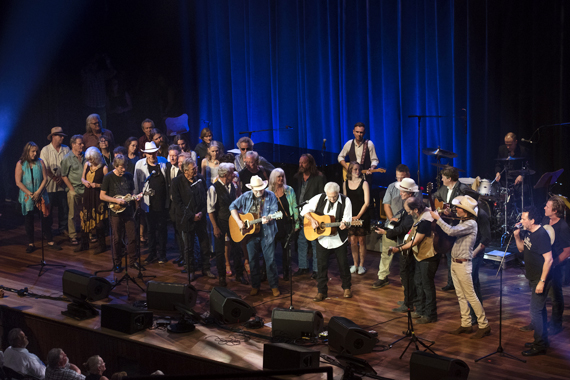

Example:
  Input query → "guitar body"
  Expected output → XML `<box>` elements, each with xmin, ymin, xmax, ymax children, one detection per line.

<box><xmin>229</xmin><ymin>213</ymin><xmax>261</xmax><ymax>242</ymax></box>
<box><xmin>109</xmin><ymin>194</ymin><xmax>133</xmax><ymax>213</ymax></box>
<box><xmin>304</xmin><ymin>213</ymin><xmax>336</xmax><ymax>241</ymax></box>
<box><xmin>342</xmin><ymin>167</ymin><xmax>387</xmax><ymax>181</ymax></box>
<box><xmin>426</xmin><ymin>182</ymin><xmax>456</xmax><ymax>254</ymax></box>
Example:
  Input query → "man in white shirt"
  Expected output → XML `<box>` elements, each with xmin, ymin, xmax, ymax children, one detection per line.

<box><xmin>3</xmin><ymin>328</ymin><xmax>46</xmax><ymax>379</ymax></box>
<box><xmin>338</xmin><ymin>122</ymin><xmax>379</xmax><ymax>175</ymax></box>
<box><xmin>40</xmin><ymin>127</ymin><xmax>71</xmax><ymax>236</ymax></box>
<box><xmin>301</xmin><ymin>182</ymin><xmax>353</xmax><ymax>301</ymax></box>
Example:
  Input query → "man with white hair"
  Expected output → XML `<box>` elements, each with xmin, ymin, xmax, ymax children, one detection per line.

<box><xmin>208</xmin><ymin>163</ymin><xmax>249</xmax><ymax>286</ymax></box>
<box><xmin>234</xmin><ymin>136</ymin><xmax>275</xmax><ymax>172</ymax></box>
<box><xmin>3</xmin><ymin>328</ymin><xmax>46</xmax><ymax>379</ymax></box>
<box><xmin>45</xmin><ymin>348</ymin><xmax>84</xmax><ymax>380</ymax></box>
<box><xmin>301</xmin><ymin>182</ymin><xmax>353</xmax><ymax>301</ymax></box>
<box><xmin>430</xmin><ymin>195</ymin><xmax>491</xmax><ymax>339</ymax></box>
<box><xmin>230</xmin><ymin>175</ymin><xmax>279</xmax><ymax>296</ymax></box>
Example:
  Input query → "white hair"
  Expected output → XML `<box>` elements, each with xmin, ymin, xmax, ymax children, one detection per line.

<box><xmin>324</xmin><ymin>182</ymin><xmax>340</xmax><ymax>194</ymax></box>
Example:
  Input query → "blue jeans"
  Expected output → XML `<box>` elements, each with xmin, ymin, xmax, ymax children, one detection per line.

<box><xmin>47</xmin><ymin>191</ymin><xmax>68</xmax><ymax>233</ymax></box>
<box><xmin>529</xmin><ymin>279</ymin><xmax>551</xmax><ymax>349</ymax></box>
<box><xmin>414</xmin><ymin>257</ymin><xmax>440</xmax><ymax>320</ymax></box>
<box><xmin>247</xmin><ymin>235</ymin><xmax>278</xmax><ymax>289</ymax></box>
<box><xmin>297</xmin><ymin>228</ymin><xmax>318</xmax><ymax>271</ymax></box>
<box><xmin>549</xmin><ymin>264</ymin><xmax>564</xmax><ymax>328</ymax></box>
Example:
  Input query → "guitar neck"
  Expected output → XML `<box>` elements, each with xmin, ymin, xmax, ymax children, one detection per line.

<box><xmin>324</xmin><ymin>221</ymin><xmax>352</xmax><ymax>228</ymax></box>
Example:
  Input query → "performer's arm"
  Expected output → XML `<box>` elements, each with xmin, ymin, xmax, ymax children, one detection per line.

<box><xmin>337</xmin><ymin>141</ymin><xmax>350</xmax><ymax>170</ymax></box>
<box><xmin>536</xmin><ymin>251</ymin><xmax>553</xmax><ymax>294</ymax></box>
<box><xmin>513</xmin><ymin>229</ymin><xmax>524</xmax><ymax>252</ymax></box>
<box><xmin>368</xmin><ymin>141</ymin><xmax>379</xmax><ymax>169</ymax></box>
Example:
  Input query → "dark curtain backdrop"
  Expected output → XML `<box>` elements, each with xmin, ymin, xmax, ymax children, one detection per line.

<box><xmin>1</xmin><ymin>0</ymin><xmax>569</xmax><ymax>199</ymax></box>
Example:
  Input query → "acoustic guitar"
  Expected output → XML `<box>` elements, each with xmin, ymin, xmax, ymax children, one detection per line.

<box><xmin>229</xmin><ymin>211</ymin><xmax>283</xmax><ymax>242</ymax></box>
<box><xmin>108</xmin><ymin>189</ymin><xmax>155</xmax><ymax>213</ymax></box>
<box><xmin>342</xmin><ymin>167</ymin><xmax>386</xmax><ymax>181</ymax></box>
<box><xmin>303</xmin><ymin>212</ymin><xmax>363</xmax><ymax>241</ymax></box>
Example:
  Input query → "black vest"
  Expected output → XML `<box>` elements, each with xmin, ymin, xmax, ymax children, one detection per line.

<box><xmin>315</xmin><ymin>193</ymin><xmax>349</xmax><ymax>242</ymax></box>
<box><xmin>213</xmin><ymin>181</ymin><xmax>236</xmax><ymax>223</ymax></box>
<box><xmin>348</xmin><ymin>139</ymin><xmax>371</xmax><ymax>170</ymax></box>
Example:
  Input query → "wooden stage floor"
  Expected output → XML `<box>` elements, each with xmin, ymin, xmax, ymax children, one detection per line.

<box><xmin>1</xmin><ymin>208</ymin><xmax>570</xmax><ymax>380</ymax></box>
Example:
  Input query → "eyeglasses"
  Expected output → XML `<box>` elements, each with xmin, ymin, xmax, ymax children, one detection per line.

<box><xmin>240</xmin><ymin>147</ymin><xmax>252</xmax><ymax>151</ymax></box>
<box><xmin>90</xmin><ymin>122</ymin><xmax>100</xmax><ymax>125</ymax></box>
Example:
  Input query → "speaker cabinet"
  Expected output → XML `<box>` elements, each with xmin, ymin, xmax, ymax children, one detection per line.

<box><xmin>271</xmin><ymin>308</ymin><xmax>324</xmax><ymax>339</ymax></box>
<box><xmin>263</xmin><ymin>343</ymin><xmax>320</xmax><ymax>370</ymax></box>
<box><xmin>62</xmin><ymin>269</ymin><xmax>112</xmax><ymax>302</ymax></box>
<box><xmin>327</xmin><ymin>316</ymin><xmax>378</xmax><ymax>355</ymax></box>
<box><xmin>146</xmin><ymin>281</ymin><xmax>197</xmax><ymax>311</ymax></box>
<box><xmin>410</xmin><ymin>351</ymin><xmax>469</xmax><ymax>380</ymax></box>
<box><xmin>101</xmin><ymin>304</ymin><xmax>153</xmax><ymax>334</ymax></box>
<box><xmin>209</xmin><ymin>286</ymin><xmax>255</xmax><ymax>324</ymax></box>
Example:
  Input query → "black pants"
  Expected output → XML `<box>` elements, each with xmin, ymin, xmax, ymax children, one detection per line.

<box><xmin>182</xmin><ymin>219</ymin><xmax>211</xmax><ymax>277</ymax></box>
<box><xmin>24</xmin><ymin>209</ymin><xmax>52</xmax><ymax>244</ymax></box>
<box><xmin>414</xmin><ymin>257</ymin><xmax>440</xmax><ymax>320</ymax></box>
<box><xmin>110</xmin><ymin>213</ymin><xmax>138</xmax><ymax>266</ymax></box>
<box><xmin>316</xmin><ymin>242</ymin><xmax>351</xmax><ymax>295</ymax></box>
<box><xmin>214</xmin><ymin>219</ymin><xmax>244</xmax><ymax>278</ymax></box>
<box><xmin>400</xmin><ymin>251</ymin><xmax>416</xmax><ymax>308</ymax></box>
<box><xmin>146</xmin><ymin>209</ymin><xmax>168</xmax><ymax>260</ymax></box>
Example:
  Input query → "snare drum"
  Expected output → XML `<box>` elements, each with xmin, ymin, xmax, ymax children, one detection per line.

<box><xmin>478</xmin><ymin>179</ymin><xmax>492</xmax><ymax>196</ymax></box>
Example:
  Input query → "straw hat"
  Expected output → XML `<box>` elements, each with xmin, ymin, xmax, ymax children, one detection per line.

<box><xmin>451</xmin><ymin>195</ymin><xmax>478</xmax><ymax>216</ymax></box>
<box><xmin>47</xmin><ymin>126</ymin><xmax>67</xmax><ymax>141</ymax></box>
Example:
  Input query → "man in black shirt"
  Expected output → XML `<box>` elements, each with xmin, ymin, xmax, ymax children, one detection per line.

<box><xmin>514</xmin><ymin>206</ymin><xmax>553</xmax><ymax>356</ymax></box>
<box><xmin>100</xmin><ymin>155</ymin><xmax>141</xmax><ymax>272</ymax></box>
<box><xmin>494</xmin><ymin>132</ymin><xmax>530</xmax><ymax>186</ymax></box>
<box><xmin>238</xmin><ymin>151</ymin><xmax>271</xmax><ymax>194</ymax></box>
<box><xmin>542</xmin><ymin>196</ymin><xmax>570</xmax><ymax>336</ymax></box>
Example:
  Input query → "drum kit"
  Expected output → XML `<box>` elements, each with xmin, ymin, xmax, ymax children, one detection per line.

<box><xmin>423</xmin><ymin>148</ymin><xmax>537</xmax><ymax>243</ymax></box>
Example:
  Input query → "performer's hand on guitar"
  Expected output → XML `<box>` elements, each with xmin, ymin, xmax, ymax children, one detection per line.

<box><xmin>262</xmin><ymin>215</ymin><xmax>271</xmax><ymax>224</ymax></box>
<box><xmin>388</xmin><ymin>246</ymin><xmax>397</xmax><ymax>255</ymax></box>
<box><xmin>339</xmin><ymin>221</ymin><xmax>349</xmax><ymax>230</ymax></box>
<box><xmin>135</xmin><ymin>193</ymin><xmax>143</xmax><ymax>202</ymax></box>
<box><xmin>375</xmin><ymin>227</ymin><xmax>386</xmax><ymax>235</ymax></box>
<box><xmin>429</xmin><ymin>210</ymin><xmax>440</xmax><ymax>221</ymax></box>
<box><xmin>117</xmin><ymin>198</ymin><xmax>127</xmax><ymax>206</ymax></box>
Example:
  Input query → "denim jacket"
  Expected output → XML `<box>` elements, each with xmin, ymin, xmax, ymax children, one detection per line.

<box><xmin>229</xmin><ymin>189</ymin><xmax>278</xmax><ymax>248</ymax></box>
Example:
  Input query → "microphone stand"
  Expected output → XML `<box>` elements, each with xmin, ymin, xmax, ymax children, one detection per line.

<box><xmin>476</xmin><ymin>231</ymin><xmax>526</xmax><ymax>363</ymax></box>
<box><xmin>135</xmin><ymin>178</ymin><xmax>156</xmax><ymax>283</ymax></box>
<box><xmin>408</xmin><ymin>115</ymin><xmax>444</xmax><ymax>186</ymax></box>
<box><xmin>283</xmin><ymin>217</ymin><xmax>297</xmax><ymax>310</ymax></box>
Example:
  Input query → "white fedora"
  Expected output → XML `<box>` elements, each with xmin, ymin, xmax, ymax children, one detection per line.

<box><xmin>395</xmin><ymin>178</ymin><xmax>418</xmax><ymax>193</ymax></box>
<box><xmin>141</xmin><ymin>141</ymin><xmax>159</xmax><ymax>153</ymax></box>
<box><xmin>245</xmin><ymin>175</ymin><xmax>268</xmax><ymax>191</ymax></box>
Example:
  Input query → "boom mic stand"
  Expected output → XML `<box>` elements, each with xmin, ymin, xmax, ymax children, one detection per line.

<box><xmin>476</xmin><ymin>231</ymin><xmax>526</xmax><ymax>363</ymax></box>
<box><xmin>27</xmin><ymin>198</ymin><xmax>66</xmax><ymax>277</ymax></box>
<box><xmin>389</xmin><ymin>228</ymin><xmax>435</xmax><ymax>358</ymax></box>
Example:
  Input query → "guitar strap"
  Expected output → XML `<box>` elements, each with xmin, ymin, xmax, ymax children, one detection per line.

<box><xmin>361</xmin><ymin>139</ymin><xmax>368</xmax><ymax>164</ymax></box>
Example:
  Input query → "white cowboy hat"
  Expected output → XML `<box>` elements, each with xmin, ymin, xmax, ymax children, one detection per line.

<box><xmin>141</xmin><ymin>141</ymin><xmax>159</xmax><ymax>153</ymax></box>
<box><xmin>452</xmin><ymin>195</ymin><xmax>478</xmax><ymax>216</ymax></box>
<box><xmin>395</xmin><ymin>178</ymin><xmax>418</xmax><ymax>193</ymax></box>
<box><xmin>245</xmin><ymin>175</ymin><xmax>268</xmax><ymax>191</ymax></box>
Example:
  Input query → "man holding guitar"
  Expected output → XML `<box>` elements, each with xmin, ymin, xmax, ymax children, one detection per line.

<box><xmin>301</xmin><ymin>182</ymin><xmax>354</xmax><ymax>302</ymax></box>
<box><xmin>100</xmin><ymin>155</ymin><xmax>142</xmax><ymax>273</ymax></box>
<box><xmin>230</xmin><ymin>175</ymin><xmax>280</xmax><ymax>297</ymax></box>
<box><xmin>338</xmin><ymin>122</ymin><xmax>380</xmax><ymax>180</ymax></box>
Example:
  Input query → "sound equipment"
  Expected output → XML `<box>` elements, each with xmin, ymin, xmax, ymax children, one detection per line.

<box><xmin>62</xmin><ymin>269</ymin><xmax>112</xmax><ymax>301</ymax></box>
<box><xmin>101</xmin><ymin>304</ymin><xmax>153</xmax><ymax>334</ymax></box>
<box><xmin>263</xmin><ymin>343</ymin><xmax>320</xmax><ymax>370</ymax></box>
<box><xmin>327</xmin><ymin>316</ymin><xmax>378</xmax><ymax>355</ymax></box>
<box><xmin>146</xmin><ymin>281</ymin><xmax>197</xmax><ymax>311</ymax></box>
<box><xmin>410</xmin><ymin>351</ymin><xmax>469</xmax><ymax>380</ymax></box>
<box><xmin>209</xmin><ymin>286</ymin><xmax>255</xmax><ymax>324</ymax></box>
<box><xmin>271</xmin><ymin>308</ymin><xmax>324</xmax><ymax>339</ymax></box>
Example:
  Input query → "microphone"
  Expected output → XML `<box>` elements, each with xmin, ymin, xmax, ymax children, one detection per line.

<box><xmin>295</xmin><ymin>200</ymin><xmax>309</xmax><ymax>209</ymax></box>
<box><xmin>144</xmin><ymin>170</ymin><xmax>156</xmax><ymax>183</ymax></box>
<box><xmin>520</xmin><ymin>138</ymin><xmax>533</xmax><ymax>144</ymax></box>
<box><xmin>513</xmin><ymin>222</ymin><xmax>523</xmax><ymax>229</ymax></box>
<box><xmin>322</xmin><ymin>139</ymin><xmax>327</xmax><ymax>151</ymax></box>
<box><xmin>191</xmin><ymin>178</ymin><xmax>202</xmax><ymax>187</ymax></box>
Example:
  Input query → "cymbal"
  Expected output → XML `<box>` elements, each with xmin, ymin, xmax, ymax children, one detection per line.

<box><xmin>510</xmin><ymin>169</ymin><xmax>536</xmax><ymax>176</ymax></box>
<box><xmin>556</xmin><ymin>194</ymin><xmax>570</xmax><ymax>210</ymax></box>
<box><xmin>494</xmin><ymin>156</ymin><xmax>524</xmax><ymax>161</ymax></box>
<box><xmin>422</xmin><ymin>147</ymin><xmax>458</xmax><ymax>159</ymax></box>
<box><xmin>430</xmin><ymin>162</ymin><xmax>465</xmax><ymax>172</ymax></box>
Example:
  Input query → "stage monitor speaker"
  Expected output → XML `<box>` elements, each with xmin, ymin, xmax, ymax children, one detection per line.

<box><xmin>62</xmin><ymin>269</ymin><xmax>112</xmax><ymax>302</ymax></box>
<box><xmin>327</xmin><ymin>316</ymin><xmax>378</xmax><ymax>355</ymax></box>
<box><xmin>146</xmin><ymin>281</ymin><xmax>197</xmax><ymax>311</ymax></box>
<box><xmin>271</xmin><ymin>308</ymin><xmax>324</xmax><ymax>339</ymax></box>
<box><xmin>410</xmin><ymin>351</ymin><xmax>469</xmax><ymax>380</ymax></box>
<box><xmin>263</xmin><ymin>343</ymin><xmax>320</xmax><ymax>370</ymax></box>
<box><xmin>101</xmin><ymin>304</ymin><xmax>153</xmax><ymax>334</ymax></box>
<box><xmin>209</xmin><ymin>286</ymin><xmax>255</xmax><ymax>324</ymax></box>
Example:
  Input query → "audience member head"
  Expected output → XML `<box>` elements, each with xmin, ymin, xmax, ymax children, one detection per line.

<box><xmin>174</xmin><ymin>134</ymin><xmax>190</xmax><ymax>152</ymax></box>
<box><xmin>46</xmin><ymin>348</ymin><xmax>66</xmax><ymax>369</ymax></box>
<box><xmin>70</xmin><ymin>135</ymin><xmax>85</xmax><ymax>153</ymax></box>
<box><xmin>206</xmin><ymin>141</ymin><xmax>221</xmax><ymax>161</ymax></box>
<box><xmin>114</xmin><ymin>146</ymin><xmax>128</xmax><ymax>158</ymax></box>
<box><xmin>84</xmin><ymin>355</ymin><xmax>106</xmax><ymax>375</ymax></box>
<box><xmin>141</xmin><ymin>119</ymin><xmax>155</xmax><ymax>138</ymax></box>
<box><xmin>168</xmin><ymin>144</ymin><xmax>181</xmax><ymax>167</ymax></box>
<box><xmin>268</xmin><ymin>168</ymin><xmax>287</xmax><ymax>192</ymax></box>
<box><xmin>124</xmin><ymin>137</ymin><xmax>139</xmax><ymax>157</ymax></box>
<box><xmin>19</xmin><ymin>142</ymin><xmax>39</xmax><ymax>164</ymax></box>
<box><xmin>236</xmin><ymin>137</ymin><xmax>253</xmax><ymax>156</ymax></box>
<box><xmin>85</xmin><ymin>147</ymin><xmax>104</xmax><ymax>166</ymax></box>
<box><xmin>8</xmin><ymin>328</ymin><xmax>28</xmax><ymax>349</ymax></box>
<box><xmin>98</xmin><ymin>135</ymin><xmax>113</xmax><ymax>153</ymax></box>
<box><xmin>86</xmin><ymin>114</ymin><xmax>103</xmax><ymax>134</ymax></box>
<box><xmin>200</xmin><ymin>128</ymin><xmax>213</xmax><ymax>144</ymax></box>
<box><xmin>111</xmin><ymin>372</ymin><xmax>127</xmax><ymax>380</ymax></box>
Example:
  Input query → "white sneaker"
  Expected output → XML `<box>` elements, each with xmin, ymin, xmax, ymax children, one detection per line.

<box><xmin>350</xmin><ymin>265</ymin><xmax>356</xmax><ymax>274</ymax></box>
<box><xmin>358</xmin><ymin>266</ymin><xmax>366</xmax><ymax>275</ymax></box>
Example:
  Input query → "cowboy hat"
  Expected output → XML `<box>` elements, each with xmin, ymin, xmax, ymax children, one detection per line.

<box><xmin>47</xmin><ymin>126</ymin><xmax>67</xmax><ymax>140</ymax></box>
<box><xmin>451</xmin><ymin>195</ymin><xmax>478</xmax><ymax>216</ymax></box>
<box><xmin>141</xmin><ymin>141</ymin><xmax>159</xmax><ymax>153</ymax></box>
<box><xmin>395</xmin><ymin>178</ymin><xmax>418</xmax><ymax>193</ymax></box>
<box><xmin>245</xmin><ymin>175</ymin><xmax>268</xmax><ymax>191</ymax></box>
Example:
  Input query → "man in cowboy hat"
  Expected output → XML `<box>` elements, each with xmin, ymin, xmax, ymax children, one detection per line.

<box><xmin>373</xmin><ymin>165</ymin><xmax>422</xmax><ymax>290</ymax></box>
<box><xmin>301</xmin><ymin>182</ymin><xmax>353</xmax><ymax>302</ymax></box>
<box><xmin>40</xmin><ymin>127</ymin><xmax>70</xmax><ymax>237</ymax></box>
<box><xmin>230</xmin><ymin>175</ymin><xmax>280</xmax><ymax>296</ymax></box>
<box><xmin>375</xmin><ymin>176</ymin><xmax>421</xmax><ymax>313</ymax></box>
<box><xmin>430</xmin><ymin>195</ymin><xmax>492</xmax><ymax>339</ymax></box>
<box><xmin>134</xmin><ymin>141</ymin><xmax>169</xmax><ymax>265</ymax></box>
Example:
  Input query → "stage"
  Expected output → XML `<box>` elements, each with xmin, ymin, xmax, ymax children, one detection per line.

<box><xmin>1</xmin><ymin>209</ymin><xmax>570</xmax><ymax>380</ymax></box>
